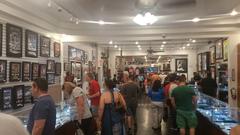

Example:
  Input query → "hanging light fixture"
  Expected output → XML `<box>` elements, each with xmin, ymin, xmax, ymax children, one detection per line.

<box><xmin>133</xmin><ymin>12</ymin><xmax>158</xmax><ymax>26</ymax></box>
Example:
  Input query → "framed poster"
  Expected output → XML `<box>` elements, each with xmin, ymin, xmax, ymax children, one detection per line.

<box><xmin>25</xmin><ymin>30</ymin><xmax>38</xmax><ymax>57</ymax></box>
<box><xmin>175</xmin><ymin>58</ymin><xmax>188</xmax><ymax>73</ymax></box>
<box><xmin>24</xmin><ymin>86</ymin><xmax>32</xmax><ymax>104</ymax></box>
<box><xmin>209</xmin><ymin>46</ymin><xmax>216</xmax><ymax>64</ymax></box>
<box><xmin>47</xmin><ymin>60</ymin><xmax>55</xmax><ymax>72</ymax></box>
<box><xmin>54</xmin><ymin>42</ymin><xmax>60</xmax><ymax>57</ymax></box>
<box><xmin>12</xmin><ymin>85</ymin><xmax>24</xmax><ymax>109</ymax></box>
<box><xmin>32</xmin><ymin>63</ymin><xmax>39</xmax><ymax>80</ymax></box>
<box><xmin>64</xmin><ymin>63</ymin><xmax>70</xmax><ymax>71</ymax></box>
<box><xmin>216</xmin><ymin>40</ymin><xmax>223</xmax><ymax>60</ymax></box>
<box><xmin>55</xmin><ymin>62</ymin><xmax>61</xmax><ymax>76</ymax></box>
<box><xmin>47</xmin><ymin>73</ymin><xmax>55</xmax><ymax>84</ymax></box>
<box><xmin>197</xmin><ymin>54</ymin><xmax>202</xmax><ymax>72</ymax></box>
<box><xmin>22</xmin><ymin>62</ymin><xmax>31</xmax><ymax>81</ymax></box>
<box><xmin>40</xmin><ymin>36</ymin><xmax>50</xmax><ymax>57</ymax></box>
<box><xmin>223</xmin><ymin>39</ymin><xmax>229</xmax><ymax>61</ymax></box>
<box><xmin>9</xmin><ymin>62</ymin><xmax>21</xmax><ymax>82</ymax></box>
<box><xmin>202</xmin><ymin>53</ymin><xmax>207</xmax><ymax>71</ymax></box>
<box><xmin>39</xmin><ymin>64</ymin><xmax>47</xmax><ymax>79</ymax></box>
<box><xmin>0</xmin><ymin>87</ymin><xmax>13</xmax><ymax>110</ymax></box>
<box><xmin>0</xmin><ymin>60</ymin><xmax>7</xmax><ymax>83</ymax></box>
<box><xmin>71</xmin><ymin>62</ymin><xmax>82</xmax><ymax>79</ymax></box>
<box><xmin>6</xmin><ymin>23</ymin><xmax>22</xmax><ymax>57</ymax></box>
<box><xmin>0</xmin><ymin>24</ymin><xmax>2</xmax><ymax>56</ymax></box>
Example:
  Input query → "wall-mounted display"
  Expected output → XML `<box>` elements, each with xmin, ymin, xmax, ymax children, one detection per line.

<box><xmin>223</xmin><ymin>39</ymin><xmax>229</xmax><ymax>61</ymax></box>
<box><xmin>0</xmin><ymin>60</ymin><xmax>7</xmax><ymax>83</ymax></box>
<box><xmin>9</xmin><ymin>62</ymin><xmax>21</xmax><ymax>82</ymax></box>
<box><xmin>6</xmin><ymin>23</ymin><xmax>22</xmax><ymax>57</ymax></box>
<box><xmin>24</xmin><ymin>86</ymin><xmax>32</xmax><ymax>104</ymax></box>
<box><xmin>47</xmin><ymin>60</ymin><xmax>55</xmax><ymax>72</ymax></box>
<box><xmin>64</xmin><ymin>63</ymin><xmax>70</xmax><ymax>71</ymax></box>
<box><xmin>209</xmin><ymin>46</ymin><xmax>216</xmax><ymax>64</ymax></box>
<box><xmin>12</xmin><ymin>85</ymin><xmax>24</xmax><ymax>109</ymax></box>
<box><xmin>71</xmin><ymin>62</ymin><xmax>82</xmax><ymax>79</ymax></box>
<box><xmin>198</xmin><ymin>54</ymin><xmax>202</xmax><ymax>72</ymax></box>
<box><xmin>68</xmin><ymin>46</ymin><xmax>84</xmax><ymax>62</ymax></box>
<box><xmin>47</xmin><ymin>73</ymin><xmax>55</xmax><ymax>84</ymax></box>
<box><xmin>216</xmin><ymin>40</ymin><xmax>223</xmax><ymax>60</ymax></box>
<box><xmin>175</xmin><ymin>59</ymin><xmax>188</xmax><ymax>73</ymax></box>
<box><xmin>0</xmin><ymin>87</ymin><xmax>12</xmax><ymax>110</ymax></box>
<box><xmin>201</xmin><ymin>52</ymin><xmax>210</xmax><ymax>71</ymax></box>
<box><xmin>0</xmin><ymin>24</ymin><xmax>2</xmax><ymax>56</ymax></box>
<box><xmin>32</xmin><ymin>63</ymin><xmax>39</xmax><ymax>80</ymax></box>
<box><xmin>39</xmin><ymin>64</ymin><xmax>47</xmax><ymax>79</ymax></box>
<box><xmin>22</xmin><ymin>62</ymin><xmax>31</xmax><ymax>81</ymax></box>
<box><xmin>40</xmin><ymin>36</ymin><xmax>50</xmax><ymax>57</ymax></box>
<box><xmin>55</xmin><ymin>62</ymin><xmax>61</xmax><ymax>76</ymax></box>
<box><xmin>54</xmin><ymin>42</ymin><xmax>60</xmax><ymax>57</ymax></box>
<box><xmin>25</xmin><ymin>30</ymin><xmax>38</xmax><ymax>57</ymax></box>
<box><xmin>163</xmin><ymin>63</ymin><xmax>171</xmax><ymax>71</ymax></box>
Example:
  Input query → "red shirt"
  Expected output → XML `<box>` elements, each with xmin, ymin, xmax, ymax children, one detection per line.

<box><xmin>89</xmin><ymin>80</ymin><xmax>101</xmax><ymax>106</ymax></box>
<box><xmin>164</xmin><ymin>83</ymin><xmax>171</xmax><ymax>97</ymax></box>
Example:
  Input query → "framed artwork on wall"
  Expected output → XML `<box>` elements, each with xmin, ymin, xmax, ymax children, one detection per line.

<box><xmin>55</xmin><ymin>62</ymin><xmax>61</xmax><ymax>76</ymax></box>
<box><xmin>223</xmin><ymin>39</ymin><xmax>229</xmax><ymax>61</ymax></box>
<box><xmin>47</xmin><ymin>60</ymin><xmax>55</xmax><ymax>72</ymax></box>
<box><xmin>0</xmin><ymin>60</ymin><xmax>7</xmax><ymax>83</ymax></box>
<box><xmin>209</xmin><ymin>46</ymin><xmax>216</xmax><ymax>64</ymax></box>
<box><xmin>197</xmin><ymin>54</ymin><xmax>202</xmax><ymax>72</ymax></box>
<box><xmin>47</xmin><ymin>73</ymin><xmax>55</xmax><ymax>84</ymax></box>
<box><xmin>175</xmin><ymin>58</ymin><xmax>188</xmax><ymax>73</ymax></box>
<box><xmin>32</xmin><ymin>63</ymin><xmax>39</xmax><ymax>80</ymax></box>
<box><xmin>25</xmin><ymin>30</ymin><xmax>38</xmax><ymax>57</ymax></box>
<box><xmin>39</xmin><ymin>64</ymin><xmax>47</xmax><ymax>79</ymax></box>
<box><xmin>216</xmin><ymin>40</ymin><xmax>223</xmax><ymax>60</ymax></box>
<box><xmin>0</xmin><ymin>87</ymin><xmax>13</xmax><ymax>110</ymax></box>
<box><xmin>71</xmin><ymin>62</ymin><xmax>82</xmax><ymax>79</ymax></box>
<box><xmin>201</xmin><ymin>53</ymin><xmax>207</xmax><ymax>71</ymax></box>
<box><xmin>0</xmin><ymin>24</ymin><xmax>2</xmax><ymax>56</ymax></box>
<box><xmin>6</xmin><ymin>23</ymin><xmax>22</xmax><ymax>57</ymax></box>
<box><xmin>40</xmin><ymin>36</ymin><xmax>50</xmax><ymax>57</ymax></box>
<box><xmin>54</xmin><ymin>42</ymin><xmax>60</xmax><ymax>57</ymax></box>
<box><xmin>22</xmin><ymin>62</ymin><xmax>31</xmax><ymax>81</ymax></box>
<box><xmin>12</xmin><ymin>85</ymin><xmax>24</xmax><ymax>109</ymax></box>
<box><xmin>9</xmin><ymin>62</ymin><xmax>21</xmax><ymax>82</ymax></box>
<box><xmin>64</xmin><ymin>63</ymin><xmax>70</xmax><ymax>71</ymax></box>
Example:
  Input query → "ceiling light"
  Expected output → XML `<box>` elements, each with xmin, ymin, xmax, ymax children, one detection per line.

<box><xmin>139</xmin><ymin>48</ymin><xmax>142</xmax><ymax>50</ymax></box>
<box><xmin>187</xmin><ymin>43</ymin><xmax>190</xmax><ymax>46</ymax></box>
<box><xmin>76</xmin><ymin>20</ymin><xmax>79</xmax><ymax>24</ymax></box>
<box><xmin>162</xmin><ymin>41</ymin><xmax>166</xmax><ymax>44</ymax></box>
<box><xmin>133</xmin><ymin>12</ymin><xmax>158</xmax><ymax>26</ymax></box>
<box><xmin>118</xmin><ymin>48</ymin><xmax>121</xmax><ymax>51</ymax></box>
<box><xmin>192</xmin><ymin>18</ymin><xmax>200</xmax><ymax>23</ymax></box>
<box><xmin>145</xmin><ymin>56</ymin><xmax>147</xmax><ymax>59</ymax></box>
<box><xmin>137</xmin><ymin>45</ymin><xmax>141</xmax><ymax>48</ymax></box>
<box><xmin>47</xmin><ymin>0</ymin><xmax>52</xmax><ymax>7</ymax></box>
<box><xmin>135</xmin><ymin>41</ymin><xmax>139</xmax><ymax>44</ymax></box>
<box><xmin>161</xmin><ymin>45</ymin><xmax>164</xmax><ymax>47</ymax></box>
<box><xmin>182</xmin><ymin>46</ymin><xmax>186</xmax><ymax>49</ymax></box>
<box><xmin>114</xmin><ymin>45</ymin><xmax>118</xmax><ymax>48</ymax></box>
<box><xmin>99</xmin><ymin>20</ymin><xmax>105</xmax><ymax>25</ymax></box>
<box><xmin>192</xmin><ymin>40</ymin><xmax>196</xmax><ymax>43</ymax></box>
<box><xmin>109</xmin><ymin>41</ymin><xmax>113</xmax><ymax>44</ymax></box>
<box><xmin>160</xmin><ymin>47</ymin><xmax>163</xmax><ymax>50</ymax></box>
<box><xmin>230</xmin><ymin>10</ymin><xmax>238</xmax><ymax>16</ymax></box>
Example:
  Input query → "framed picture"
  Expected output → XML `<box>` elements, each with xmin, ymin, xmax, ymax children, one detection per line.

<box><xmin>32</xmin><ymin>63</ymin><xmax>39</xmax><ymax>80</ymax></box>
<box><xmin>40</xmin><ymin>36</ymin><xmax>50</xmax><ymax>57</ymax></box>
<box><xmin>47</xmin><ymin>73</ymin><xmax>55</xmax><ymax>84</ymax></box>
<box><xmin>25</xmin><ymin>30</ymin><xmax>38</xmax><ymax>57</ymax></box>
<box><xmin>71</xmin><ymin>62</ymin><xmax>82</xmax><ymax>79</ymax></box>
<box><xmin>175</xmin><ymin>59</ymin><xmax>188</xmax><ymax>73</ymax></box>
<box><xmin>223</xmin><ymin>39</ymin><xmax>229</xmax><ymax>61</ymax></box>
<box><xmin>209</xmin><ymin>46</ymin><xmax>216</xmax><ymax>64</ymax></box>
<box><xmin>12</xmin><ymin>85</ymin><xmax>24</xmax><ymax>109</ymax></box>
<box><xmin>0</xmin><ymin>87</ymin><xmax>13</xmax><ymax>110</ymax></box>
<box><xmin>210</xmin><ymin>66</ymin><xmax>216</xmax><ymax>79</ymax></box>
<box><xmin>9</xmin><ymin>62</ymin><xmax>21</xmax><ymax>82</ymax></box>
<box><xmin>0</xmin><ymin>60</ymin><xmax>7</xmax><ymax>83</ymax></box>
<box><xmin>6</xmin><ymin>23</ymin><xmax>22</xmax><ymax>57</ymax></box>
<box><xmin>197</xmin><ymin>54</ymin><xmax>202</xmax><ymax>72</ymax></box>
<box><xmin>64</xmin><ymin>63</ymin><xmax>70</xmax><ymax>71</ymax></box>
<box><xmin>24</xmin><ymin>86</ymin><xmax>33</xmax><ymax>104</ymax></box>
<box><xmin>0</xmin><ymin>24</ymin><xmax>2</xmax><ymax>56</ymax></box>
<box><xmin>39</xmin><ymin>64</ymin><xmax>47</xmax><ymax>79</ymax></box>
<box><xmin>22</xmin><ymin>62</ymin><xmax>31</xmax><ymax>81</ymax></box>
<box><xmin>216</xmin><ymin>39</ymin><xmax>223</xmax><ymax>59</ymax></box>
<box><xmin>47</xmin><ymin>60</ymin><xmax>55</xmax><ymax>72</ymax></box>
<box><xmin>54</xmin><ymin>42</ymin><xmax>60</xmax><ymax>57</ymax></box>
<box><xmin>55</xmin><ymin>62</ymin><xmax>61</xmax><ymax>76</ymax></box>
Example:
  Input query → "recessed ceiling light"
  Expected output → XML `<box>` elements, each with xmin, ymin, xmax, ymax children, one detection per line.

<box><xmin>114</xmin><ymin>45</ymin><xmax>118</xmax><ymax>48</ymax></box>
<box><xmin>192</xmin><ymin>40</ymin><xmax>196</xmax><ymax>43</ymax></box>
<box><xmin>187</xmin><ymin>43</ymin><xmax>190</xmax><ymax>46</ymax></box>
<box><xmin>162</xmin><ymin>41</ymin><xmax>167</xmax><ymax>44</ymax></box>
<box><xmin>76</xmin><ymin>20</ymin><xmax>79</xmax><ymax>24</ymax></box>
<box><xmin>182</xmin><ymin>46</ymin><xmax>186</xmax><ymax>49</ymax></box>
<box><xmin>47</xmin><ymin>0</ymin><xmax>52</xmax><ymax>7</ymax></box>
<box><xmin>230</xmin><ymin>10</ymin><xmax>238</xmax><ymax>16</ymax></box>
<box><xmin>192</xmin><ymin>18</ymin><xmax>200</xmax><ymax>23</ymax></box>
<box><xmin>109</xmin><ymin>41</ymin><xmax>113</xmax><ymax>44</ymax></box>
<box><xmin>137</xmin><ymin>45</ymin><xmax>141</xmax><ymax>48</ymax></box>
<box><xmin>160</xmin><ymin>47</ymin><xmax>163</xmax><ymax>50</ymax></box>
<box><xmin>99</xmin><ymin>20</ymin><xmax>105</xmax><ymax>25</ymax></box>
<box><xmin>161</xmin><ymin>45</ymin><xmax>164</xmax><ymax>47</ymax></box>
<box><xmin>135</xmin><ymin>41</ymin><xmax>139</xmax><ymax>45</ymax></box>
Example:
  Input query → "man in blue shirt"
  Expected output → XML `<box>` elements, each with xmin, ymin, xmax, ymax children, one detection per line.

<box><xmin>27</xmin><ymin>78</ymin><xmax>56</xmax><ymax>135</ymax></box>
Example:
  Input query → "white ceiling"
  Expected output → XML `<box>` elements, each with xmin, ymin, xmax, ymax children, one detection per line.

<box><xmin>0</xmin><ymin>0</ymin><xmax>240</xmax><ymax>50</ymax></box>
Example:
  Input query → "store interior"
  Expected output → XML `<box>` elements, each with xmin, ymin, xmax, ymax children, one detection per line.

<box><xmin>0</xmin><ymin>0</ymin><xmax>240</xmax><ymax>135</ymax></box>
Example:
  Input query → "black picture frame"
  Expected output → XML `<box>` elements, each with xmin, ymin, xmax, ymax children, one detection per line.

<box><xmin>12</xmin><ymin>85</ymin><xmax>24</xmax><ymax>109</ymax></box>
<box><xmin>32</xmin><ymin>63</ymin><xmax>39</xmax><ymax>80</ymax></box>
<box><xmin>54</xmin><ymin>42</ymin><xmax>60</xmax><ymax>57</ymax></box>
<box><xmin>209</xmin><ymin>46</ymin><xmax>216</xmax><ymax>64</ymax></box>
<box><xmin>216</xmin><ymin>39</ymin><xmax>223</xmax><ymax>60</ymax></box>
<box><xmin>25</xmin><ymin>30</ymin><xmax>38</xmax><ymax>58</ymax></box>
<box><xmin>39</xmin><ymin>64</ymin><xmax>47</xmax><ymax>79</ymax></box>
<box><xmin>6</xmin><ymin>23</ymin><xmax>23</xmax><ymax>57</ymax></box>
<box><xmin>197</xmin><ymin>54</ymin><xmax>202</xmax><ymax>72</ymax></box>
<box><xmin>0</xmin><ymin>24</ymin><xmax>2</xmax><ymax>56</ymax></box>
<box><xmin>0</xmin><ymin>87</ymin><xmax>13</xmax><ymax>110</ymax></box>
<box><xmin>175</xmin><ymin>58</ymin><xmax>188</xmax><ymax>73</ymax></box>
<box><xmin>22</xmin><ymin>62</ymin><xmax>31</xmax><ymax>81</ymax></box>
<box><xmin>223</xmin><ymin>39</ymin><xmax>229</xmax><ymax>61</ymax></box>
<box><xmin>24</xmin><ymin>86</ymin><xmax>33</xmax><ymax>104</ymax></box>
<box><xmin>55</xmin><ymin>62</ymin><xmax>61</xmax><ymax>76</ymax></box>
<box><xmin>47</xmin><ymin>73</ymin><xmax>55</xmax><ymax>84</ymax></box>
<box><xmin>0</xmin><ymin>60</ymin><xmax>7</xmax><ymax>83</ymax></box>
<box><xmin>40</xmin><ymin>36</ymin><xmax>50</xmax><ymax>57</ymax></box>
<box><xmin>47</xmin><ymin>60</ymin><xmax>55</xmax><ymax>72</ymax></box>
<box><xmin>9</xmin><ymin>62</ymin><xmax>21</xmax><ymax>82</ymax></box>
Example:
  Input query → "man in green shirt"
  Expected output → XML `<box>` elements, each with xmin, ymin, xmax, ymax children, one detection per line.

<box><xmin>171</xmin><ymin>76</ymin><xmax>198</xmax><ymax>135</ymax></box>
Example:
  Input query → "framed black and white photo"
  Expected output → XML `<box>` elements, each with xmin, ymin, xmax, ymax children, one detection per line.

<box><xmin>25</xmin><ymin>30</ymin><xmax>38</xmax><ymax>57</ymax></box>
<box><xmin>47</xmin><ymin>73</ymin><xmax>55</xmax><ymax>84</ymax></box>
<box><xmin>0</xmin><ymin>24</ymin><xmax>2</xmax><ymax>56</ymax></box>
<box><xmin>6</xmin><ymin>23</ymin><xmax>22</xmax><ymax>57</ymax></box>
<box><xmin>55</xmin><ymin>62</ymin><xmax>61</xmax><ymax>76</ymax></box>
<box><xmin>22</xmin><ymin>62</ymin><xmax>31</xmax><ymax>81</ymax></box>
<box><xmin>0</xmin><ymin>87</ymin><xmax>13</xmax><ymax>110</ymax></box>
<box><xmin>223</xmin><ymin>39</ymin><xmax>229</xmax><ymax>61</ymax></box>
<box><xmin>216</xmin><ymin>40</ymin><xmax>223</xmax><ymax>60</ymax></box>
<box><xmin>54</xmin><ymin>42</ymin><xmax>60</xmax><ymax>57</ymax></box>
<box><xmin>9</xmin><ymin>62</ymin><xmax>21</xmax><ymax>82</ymax></box>
<box><xmin>39</xmin><ymin>64</ymin><xmax>47</xmax><ymax>79</ymax></box>
<box><xmin>209</xmin><ymin>46</ymin><xmax>216</xmax><ymax>64</ymax></box>
<box><xmin>0</xmin><ymin>60</ymin><xmax>7</xmax><ymax>83</ymax></box>
<box><xmin>197</xmin><ymin>54</ymin><xmax>202</xmax><ymax>72</ymax></box>
<box><xmin>175</xmin><ymin>59</ymin><xmax>188</xmax><ymax>73</ymax></box>
<box><xmin>12</xmin><ymin>85</ymin><xmax>24</xmax><ymax>109</ymax></box>
<box><xmin>40</xmin><ymin>36</ymin><xmax>50</xmax><ymax>57</ymax></box>
<box><xmin>47</xmin><ymin>60</ymin><xmax>55</xmax><ymax>72</ymax></box>
<box><xmin>32</xmin><ymin>63</ymin><xmax>39</xmax><ymax>80</ymax></box>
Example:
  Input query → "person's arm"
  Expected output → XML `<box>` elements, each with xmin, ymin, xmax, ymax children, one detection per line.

<box><xmin>32</xmin><ymin>120</ymin><xmax>46</xmax><ymax>135</ymax></box>
<box><xmin>76</xmin><ymin>96</ymin><xmax>85</xmax><ymax>120</ymax></box>
<box><xmin>89</xmin><ymin>82</ymin><xmax>101</xmax><ymax>98</ymax></box>
<box><xmin>98</xmin><ymin>95</ymin><xmax>105</xmax><ymax>122</ymax></box>
<box><xmin>171</xmin><ymin>97</ymin><xmax>176</xmax><ymax>109</ymax></box>
<box><xmin>192</xmin><ymin>96</ymin><xmax>197</xmax><ymax>110</ymax></box>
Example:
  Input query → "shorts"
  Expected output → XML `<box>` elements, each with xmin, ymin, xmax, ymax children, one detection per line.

<box><xmin>91</xmin><ymin>106</ymin><xmax>98</xmax><ymax>117</ymax></box>
<box><xmin>126</xmin><ymin>105</ymin><xmax>137</xmax><ymax>117</ymax></box>
<box><xmin>176</xmin><ymin>110</ymin><xmax>197</xmax><ymax>128</ymax></box>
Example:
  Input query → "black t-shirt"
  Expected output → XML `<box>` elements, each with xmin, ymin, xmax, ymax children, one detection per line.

<box><xmin>120</xmin><ymin>82</ymin><xmax>139</xmax><ymax>107</ymax></box>
<box><xmin>201</xmin><ymin>78</ymin><xmax>217</xmax><ymax>97</ymax></box>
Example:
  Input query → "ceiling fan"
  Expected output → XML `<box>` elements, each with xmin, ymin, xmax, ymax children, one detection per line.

<box><xmin>146</xmin><ymin>47</ymin><xmax>164</xmax><ymax>59</ymax></box>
